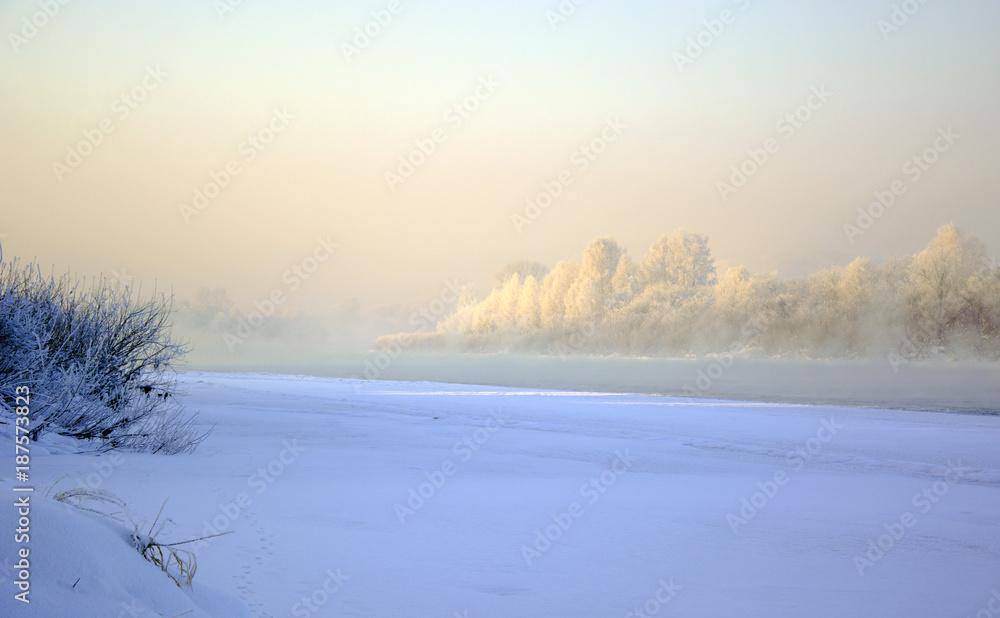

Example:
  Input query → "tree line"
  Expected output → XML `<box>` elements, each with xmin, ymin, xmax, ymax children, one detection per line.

<box><xmin>376</xmin><ymin>224</ymin><xmax>1000</xmax><ymax>361</ymax></box>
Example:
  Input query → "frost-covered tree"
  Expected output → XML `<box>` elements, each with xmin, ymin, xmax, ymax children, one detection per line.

<box><xmin>714</xmin><ymin>266</ymin><xmax>756</xmax><ymax>324</ymax></box>
<box><xmin>611</xmin><ymin>253</ymin><xmax>638</xmax><ymax>308</ymax></box>
<box><xmin>958</xmin><ymin>267</ymin><xmax>1000</xmax><ymax>355</ymax></box>
<box><xmin>496</xmin><ymin>273</ymin><xmax>522</xmax><ymax>331</ymax></box>
<box><xmin>495</xmin><ymin>261</ymin><xmax>549</xmax><ymax>287</ymax></box>
<box><xmin>515</xmin><ymin>275</ymin><xmax>541</xmax><ymax>331</ymax></box>
<box><xmin>793</xmin><ymin>259</ymin><xmax>868</xmax><ymax>353</ymax></box>
<box><xmin>539</xmin><ymin>260</ymin><xmax>579</xmax><ymax>332</ymax></box>
<box><xmin>638</xmin><ymin>230</ymin><xmax>716</xmax><ymax>290</ymax></box>
<box><xmin>565</xmin><ymin>237</ymin><xmax>624</xmax><ymax>324</ymax></box>
<box><xmin>905</xmin><ymin>223</ymin><xmax>986</xmax><ymax>350</ymax></box>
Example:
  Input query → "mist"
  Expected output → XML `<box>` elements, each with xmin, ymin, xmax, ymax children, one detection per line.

<box><xmin>168</xmin><ymin>224</ymin><xmax>1000</xmax><ymax>412</ymax></box>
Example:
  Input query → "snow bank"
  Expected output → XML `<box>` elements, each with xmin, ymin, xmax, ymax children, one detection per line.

<box><xmin>0</xmin><ymin>474</ymin><xmax>249</xmax><ymax>617</ymax></box>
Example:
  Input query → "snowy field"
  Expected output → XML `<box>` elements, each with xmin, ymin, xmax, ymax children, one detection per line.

<box><xmin>6</xmin><ymin>371</ymin><xmax>1000</xmax><ymax>617</ymax></box>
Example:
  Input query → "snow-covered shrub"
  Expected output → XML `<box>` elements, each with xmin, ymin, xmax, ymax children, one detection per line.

<box><xmin>0</xmin><ymin>259</ymin><xmax>204</xmax><ymax>453</ymax></box>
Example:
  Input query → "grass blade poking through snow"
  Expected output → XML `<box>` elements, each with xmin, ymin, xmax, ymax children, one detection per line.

<box><xmin>51</xmin><ymin>487</ymin><xmax>233</xmax><ymax>588</ymax></box>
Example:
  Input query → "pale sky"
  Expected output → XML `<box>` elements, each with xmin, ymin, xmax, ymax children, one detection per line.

<box><xmin>2</xmin><ymin>0</ymin><xmax>998</xmax><ymax>311</ymax></box>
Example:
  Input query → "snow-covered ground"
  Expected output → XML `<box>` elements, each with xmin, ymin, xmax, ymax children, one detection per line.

<box><xmin>5</xmin><ymin>371</ymin><xmax>1000</xmax><ymax>617</ymax></box>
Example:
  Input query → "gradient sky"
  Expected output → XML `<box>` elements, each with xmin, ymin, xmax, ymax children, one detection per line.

<box><xmin>2</xmin><ymin>0</ymin><xmax>998</xmax><ymax>311</ymax></box>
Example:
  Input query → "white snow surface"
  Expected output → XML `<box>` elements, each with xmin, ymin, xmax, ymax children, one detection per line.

<box><xmin>4</xmin><ymin>371</ymin><xmax>1000</xmax><ymax>617</ymax></box>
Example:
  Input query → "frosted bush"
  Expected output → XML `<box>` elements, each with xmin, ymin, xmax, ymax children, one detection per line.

<box><xmin>0</xmin><ymin>260</ymin><xmax>204</xmax><ymax>453</ymax></box>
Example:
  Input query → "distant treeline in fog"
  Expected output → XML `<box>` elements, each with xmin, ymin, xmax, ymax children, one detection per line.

<box><xmin>376</xmin><ymin>224</ymin><xmax>1000</xmax><ymax>361</ymax></box>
